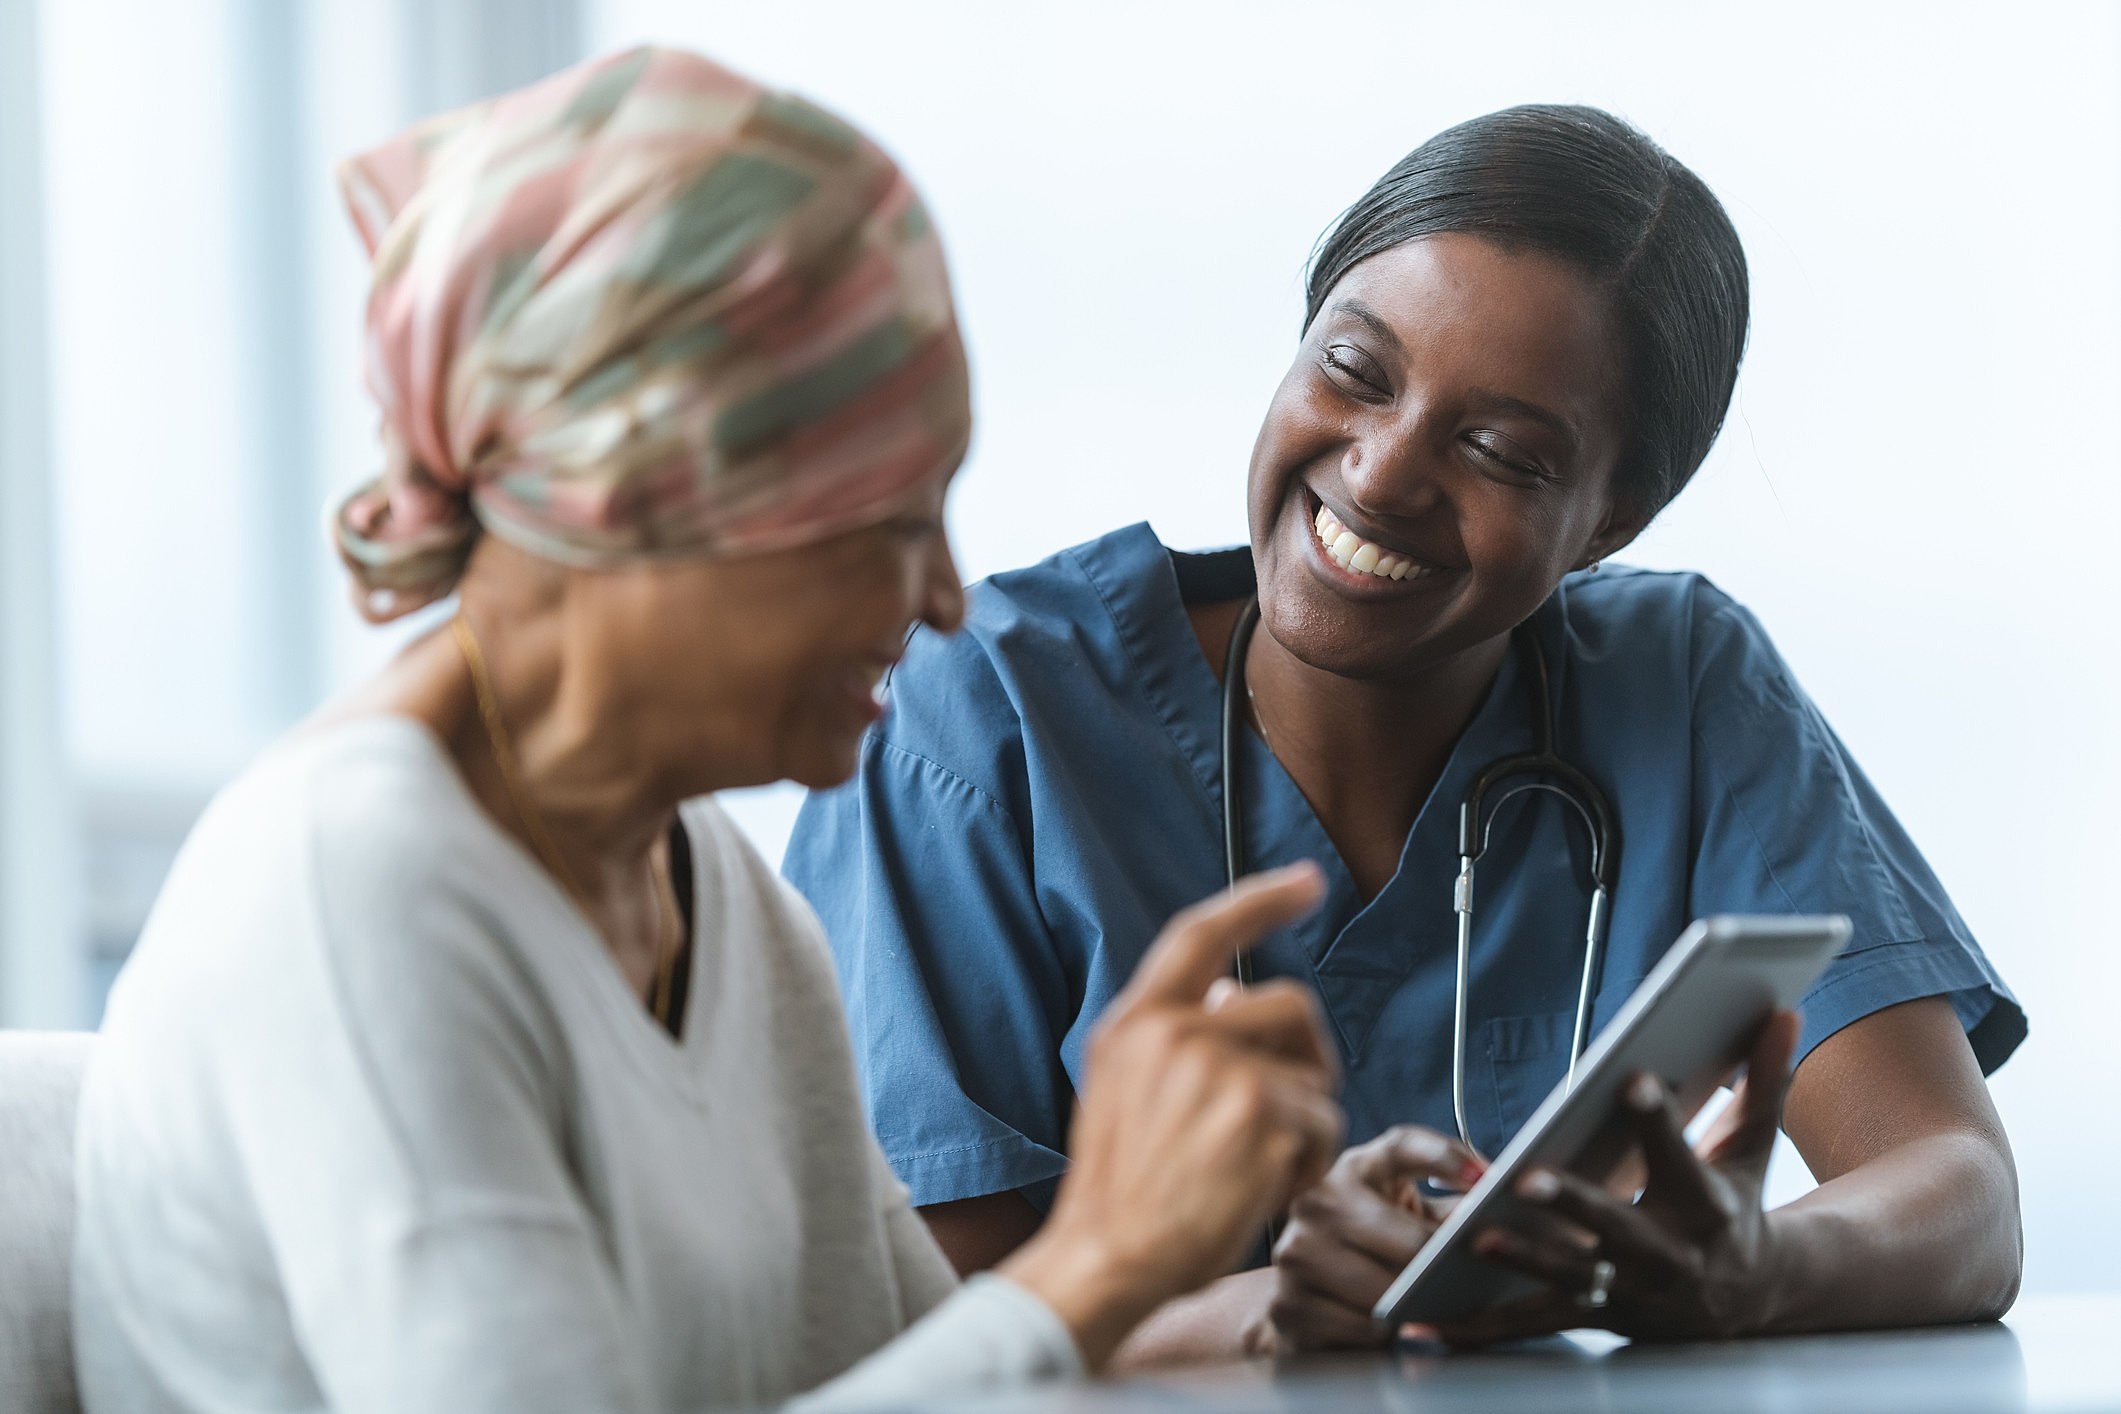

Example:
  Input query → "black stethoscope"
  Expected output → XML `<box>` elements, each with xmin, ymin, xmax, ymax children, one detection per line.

<box><xmin>1219</xmin><ymin>596</ymin><xmax>1620</xmax><ymax>1150</ymax></box>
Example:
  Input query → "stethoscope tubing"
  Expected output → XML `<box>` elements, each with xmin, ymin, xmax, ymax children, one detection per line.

<box><xmin>1221</xmin><ymin>597</ymin><xmax>1265</xmax><ymax>988</ymax></box>
<box><xmin>1219</xmin><ymin>595</ymin><xmax>1619</xmax><ymax>1156</ymax></box>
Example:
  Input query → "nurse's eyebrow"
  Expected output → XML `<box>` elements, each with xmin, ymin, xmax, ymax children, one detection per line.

<box><xmin>1330</xmin><ymin>299</ymin><xmax>1404</xmax><ymax>352</ymax></box>
<box><xmin>1466</xmin><ymin>388</ymin><xmax>1581</xmax><ymax>454</ymax></box>
<box><xmin>1331</xmin><ymin>298</ymin><xmax>1582</xmax><ymax>453</ymax></box>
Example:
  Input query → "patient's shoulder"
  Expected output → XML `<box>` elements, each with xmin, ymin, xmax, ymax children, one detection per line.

<box><xmin>282</xmin><ymin>715</ymin><xmax>511</xmax><ymax>894</ymax></box>
<box><xmin>132</xmin><ymin>718</ymin><xmax>531</xmax><ymax>983</ymax></box>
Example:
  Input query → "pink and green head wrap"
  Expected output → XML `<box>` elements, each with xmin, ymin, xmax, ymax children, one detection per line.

<box><xmin>333</xmin><ymin>46</ymin><xmax>970</xmax><ymax>621</ymax></box>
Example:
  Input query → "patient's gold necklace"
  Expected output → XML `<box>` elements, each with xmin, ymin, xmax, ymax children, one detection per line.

<box><xmin>451</xmin><ymin>615</ymin><xmax>684</xmax><ymax>1029</ymax></box>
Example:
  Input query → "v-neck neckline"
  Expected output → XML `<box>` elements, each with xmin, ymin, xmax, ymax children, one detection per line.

<box><xmin>1073</xmin><ymin>524</ymin><xmax>1548</xmax><ymax>1060</ymax></box>
<box><xmin>367</xmin><ymin>716</ymin><xmax>710</xmax><ymax>1092</ymax></box>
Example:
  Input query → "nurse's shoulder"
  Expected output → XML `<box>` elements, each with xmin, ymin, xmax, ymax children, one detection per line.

<box><xmin>1558</xmin><ymin>564</ymin><xmax>1800</xmax><ymax>712</ymax></box>
<box><xmin>878</xmin><ymin>522</ymin><xmax>1176</xmax><ymax>808</ymax></box>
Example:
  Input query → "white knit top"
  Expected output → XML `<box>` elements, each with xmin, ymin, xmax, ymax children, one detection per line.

<box><xmin>73</xmin><ymin>718</ymin><xmax>1079</xmax><ymax>1412</ymax></box>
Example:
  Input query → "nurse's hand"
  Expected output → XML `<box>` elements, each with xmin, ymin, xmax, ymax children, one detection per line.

<box><xmin>1422</xmin><ymin>1009</ymin><xmax>1801</xmax><ymax>1347</ymax></box>
<box><xmin>1000</xmin><ymin>863</ymin><xmax>1345</xmax><ymax>1372</ymax></box>
<box><xmin>1243</xmin><ymin>1126</ymin><xmax>1487</xmax><ymax>1353</ymax></box>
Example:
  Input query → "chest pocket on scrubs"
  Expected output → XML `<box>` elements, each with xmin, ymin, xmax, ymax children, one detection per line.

<box><xmin>1479</xmin><ymin>981</ymin><xmax>1644</xmax><ymax>1157</ymax></box>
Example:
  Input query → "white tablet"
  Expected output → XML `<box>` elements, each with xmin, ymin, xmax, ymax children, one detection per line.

<box><xmin>1373</xmin><ymin>913</ymin><xmax>1851</xmax><ymax>1327</ymax></box>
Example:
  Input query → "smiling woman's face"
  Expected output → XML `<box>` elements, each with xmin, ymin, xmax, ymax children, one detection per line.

<box><xmin>1248</xmin><ymin>232</ymin><xmax>1642</xmax><ymax>682</ymax></box>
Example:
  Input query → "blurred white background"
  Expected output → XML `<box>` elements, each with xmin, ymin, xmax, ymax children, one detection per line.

<box><xmin>1</xmin><ymin>0</ymin><xmax>2115</xmax><ymax>1295</ymax></box>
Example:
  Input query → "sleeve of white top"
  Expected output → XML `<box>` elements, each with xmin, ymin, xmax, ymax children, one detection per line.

<box><xmin>869</xmin><ymin>1137</ymin><xmax>962</xmax><ymax>1322</ymax></box>
<box><xmin>788</xmin><ymin>1274</ymin><xmax>1084</xmax><ymax>1411</ymax></box>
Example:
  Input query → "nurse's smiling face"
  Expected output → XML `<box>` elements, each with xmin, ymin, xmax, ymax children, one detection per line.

<box><xmin>1247</xmin><ymin>232</ymin><xmax>1643</xmax><ymax>680</ymax></box>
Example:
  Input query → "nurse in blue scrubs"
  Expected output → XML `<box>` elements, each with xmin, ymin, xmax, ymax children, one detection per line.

<box><xmin>784</xmin><ymin>104</ymin><xmax>2025</xmax><ymax>1356</ymax></box>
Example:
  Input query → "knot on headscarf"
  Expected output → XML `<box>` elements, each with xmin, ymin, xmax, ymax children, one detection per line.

<box><xmin>333</xmin><ymin>46</ymin><xmax>969</xmax><ymax>622</ymax></box>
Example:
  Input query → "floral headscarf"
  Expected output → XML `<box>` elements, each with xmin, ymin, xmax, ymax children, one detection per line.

<box><xmin>333</xmin><ymin>46</ymin><xmax>969</xmax><ymax>620</ymax></box>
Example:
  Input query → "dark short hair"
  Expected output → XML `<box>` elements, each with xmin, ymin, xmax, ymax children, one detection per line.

<box><xmin>1304</xmin><ymin>105</ymin><xmax>1750</xmax><ymax>519</ymax></box>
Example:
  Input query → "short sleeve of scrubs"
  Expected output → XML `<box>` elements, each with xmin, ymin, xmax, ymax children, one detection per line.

<box><xmin>785</xmin><ymin>633</ymin><xmax>1076</xmax><ymax>1210</ymax></box>
<box><xmin>1677</xmin><ymin>590</ymin><xmax>2026</xmax><ymax>1073</ymax></box>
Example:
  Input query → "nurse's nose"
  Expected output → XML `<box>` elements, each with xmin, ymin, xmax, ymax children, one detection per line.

<box><xmin>1339</xmin><ymin>416</ymin><xmax>1449</xmax><ymax>524</ymax></box>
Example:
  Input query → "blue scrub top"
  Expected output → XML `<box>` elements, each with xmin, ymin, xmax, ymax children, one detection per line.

<box><xmin>784</xmin><ymin>523</ymin><xmax>2024</xmax><ymax>1212</ymax></box>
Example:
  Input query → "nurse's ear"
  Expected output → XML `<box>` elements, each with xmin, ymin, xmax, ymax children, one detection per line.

<box><xmin>1575</xmin><ymin>494</ymin><xmax>1653</xmax><ymax>574</ymax></box>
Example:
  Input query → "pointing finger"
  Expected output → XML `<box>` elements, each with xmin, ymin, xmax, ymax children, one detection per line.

<box><xmin>1118</xmin><ymin>863</ymin><xmax>1325</xmax><ymax>1009</ymax></box>
<box><xmin>1193</xmin><ymin>979</ymin><xmax>1338</xmax><ymax>1080</ymax></box>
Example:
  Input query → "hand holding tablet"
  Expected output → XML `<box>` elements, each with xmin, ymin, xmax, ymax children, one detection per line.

<box><xmin>1371</xmin><ymin>915</ymin><xmax>1850</xmax><ymax>1331</ymax></box>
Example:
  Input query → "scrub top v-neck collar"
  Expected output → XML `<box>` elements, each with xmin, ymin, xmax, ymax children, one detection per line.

<box><xmin>1071</xmin><ymin>525</ymin><xmax>1554</xmax><ymax>1062</ymax></box>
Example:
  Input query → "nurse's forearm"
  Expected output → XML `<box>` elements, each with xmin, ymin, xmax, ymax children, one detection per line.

<box><xmin>1107</xmin><ymin>1269</ymin><xmax>1274</xmax><ymax>1371</ymax></box>
<box><xmin>921</xmin><ymin>1193</ymin><xmax>1044</xmax><ymax>1277</ymax></box>
<box><xmin>1758</xmin><ymin>1128</ymin><xmax>2020</xmax><ymax>1332</ymax></box>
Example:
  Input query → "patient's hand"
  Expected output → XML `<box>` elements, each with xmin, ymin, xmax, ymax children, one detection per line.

<box><xmin>1000</xmin><ymin>864</ymin><xmax>1345</xmax><ymax>1371</ymax></box>
<box><xmin>1246</xmin><ymin>1126</ymin><xmax>1486</xmax><ymax>1353</ymax></box>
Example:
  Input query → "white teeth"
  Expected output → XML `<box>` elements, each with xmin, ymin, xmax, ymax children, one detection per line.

<box><xmin>1310</xmin><ymin>501</ymin><xmax>1441</xmax><ymax>582</ymax></box>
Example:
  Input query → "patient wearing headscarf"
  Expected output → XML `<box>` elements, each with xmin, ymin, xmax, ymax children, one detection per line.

<box><xmin>69</xmin><ymin>46</ymin><xmax>1342</xmax><ymax>1414</ymax></box>
<box><xmin>332</xmin><ymin>44</ymin><xmax>969</xmax><ymax>617</ymax></box>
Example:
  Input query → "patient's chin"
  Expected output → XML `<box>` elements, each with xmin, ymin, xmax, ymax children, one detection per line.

<box><xmin>782</xmin><ymin>732</ymin><xmax>864</xmax><ymax>794</ymax></box>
